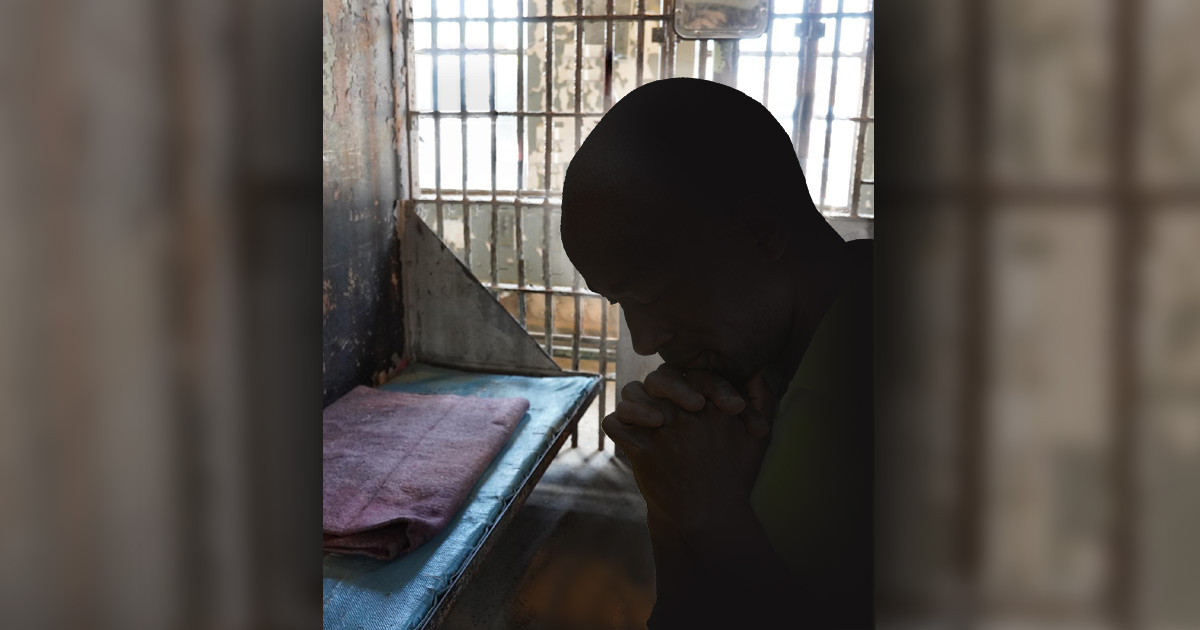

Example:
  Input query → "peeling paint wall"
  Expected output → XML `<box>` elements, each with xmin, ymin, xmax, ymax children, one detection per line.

<box><xmin>323</xmin><ymin>0</ymin><xmax>404</xmax><ymax>406</ymax></box>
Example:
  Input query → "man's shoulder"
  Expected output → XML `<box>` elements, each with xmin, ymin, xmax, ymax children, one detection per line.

<box><xmin>845</xmin><ymin>238</ymin><xmax>874</xmax><ymax>274</ymax></box>
<box><xmin>780</xmin><ymin>238</ymin><xmax>872</xmax><ymax>397</ymax></box>
<box><xmin>840</xmin><ymin>238</ymin><xmax>874</xmax><ymax>329</ymax></box>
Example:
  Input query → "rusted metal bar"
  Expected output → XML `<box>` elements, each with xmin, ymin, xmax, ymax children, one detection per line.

<box><xmin>427</xmin><ymin>323</ymin><xmax>612</xmax><ymax>355</ymax></box>
<box><xmin>414</xmin><ymin>193</ymin><xmax>570</xmax><ymax>207</ymax></box>
<box><xmin>489</xmin><ymin>2</ymin><xmax>499</xmax><ymax>287</ymax></box>
<box><xmin>414</xmin><ymin>110</ymin><xmax>615</xmax><ymax>117</ymax></box>
<box><xmin>413</xmin><ymin>14</ymin><xmax>671</xmax><ymax>23</ymax></box>
<box><xmin>570</xmin><ymin>0</ymin><xmax>584</xmax><ymax>448</ymax></box>
<box><xmin>573</xmin><ymin>7</ymin><xmax>584</xmax><ymax>156</ymax></box>
<box><xmin>664</xmin><ymin>0</ymin><xmax>676</xmax><ymax>78</ymax></box>
<box><xmin>849</xmin><ymin>12</ymin><xmax>873</xmax><ymax>217</ymax></box>
<box><xmin>542</xmin><ymin>203</ymin><xmax>554</xmax><ymax>353</ymax></box>
<box><xmin>571</xmin><ymin>277</ymin><xmax>582</xmax><ymax>450</ymax></box>
<box><xmin>402</xmin><ymin>13</ymin><xmax>417</xmax><ymax>210</ymax></box>
<box><xmin>599</xmin><ymin>297</ymin><xmax>609</xmax><ymax>450</ymax></box>
<box><xmin>636</xmin><ymin>0</ymin><xmax>645</xmax><ymax>86</ymax></box>
<box><xmin>404</xmin><ymin>11</ymin><xmax>869</xmax><ymax>24</ymax></box>
<box><xmin>817</xmin><ymin>2</ymin><xmax>845</xmax><ymax>207</ymax></box>
<box><xmin>479</xmin><ymin>281</ymin><xmax>601</xmax><ymax>298</ymax></box>
<box><xmin>695</xmin><ymin>46</ymin><xmax>868</xmax><ymax>61</ymax></box>
<box><xmin>410</xmin><ymin>186</ymin><xmax>875</xmax><ymax>207</ymax></box>
<box><xmin>516</xmin><ymin>207</ymin><xmax>527</xmax><ymax>326</ymax></box>
<box><xmin>534</xmin><ymin>330</ymin><xmax>619</xmax><ymax>350</ymax></box>
<box><xmin>460</xmin><ymin>0</ymin><xmax>471</xmax><ymax>270</ymax></box>
<box><xmin>516</xmin><ymin>0</ymin><xmax>527</xmax><ymax>328</ymax></box>
<box><xmin>792</xmin><ymin>0</ymin><xmax>821</xmax><ymax>163</ymax></box>
<box><xmin>542</xmin><ymin>0</ymin><xmax>555</xmax><ymax>357</ymax></box>
<box><xmin>604</xmin><ymin>0</ymin><xmax>614</xmax><ymax>110</ymax></box>
<box><xmin>571</xmin><ymin>277</ymin><xmax>583</xmax><ymax>369</ymax></box>
<box><xmin>771</xmin><ymin>10</ymin><xmax>873</xmax><ymax>18</ymax></box>
<box><xmin>431</xmin><ymin>0</ymin><xmax>444</xmax><ymax>237</ymax></box>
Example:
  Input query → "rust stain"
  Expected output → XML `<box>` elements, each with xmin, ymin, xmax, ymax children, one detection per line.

<box><xmin>323</xmin><ymin>0</ymin><xmax>341</xmax><ymax>23</ymax></box>
<box><xmin>329</xmin><ymin>42</ymin><xmax>348</xmax><ymax>123</ymax></box>
<box><xmin>360</xmin><ymin>6</ymin><xmax>381</xmax><ymax>195</ymax></box>
<box><xmin>323</xmin><ymin>279</ymin><xmax>336</xmax><ymax>319</ymax></box>
<box><xmin>323</xmin><ymin>0</ymin><xmax>405</xmax><ymax>406</ymax></box>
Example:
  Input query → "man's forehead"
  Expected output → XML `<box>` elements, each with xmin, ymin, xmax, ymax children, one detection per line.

<box><xmin>585</xmin><ymin>268</ymin><xmax>639</xmax><ymax>298</ymax></box>
<box><xmin>565</xmin><ymin>204</ymin><xmax>706</xmax><ymax>293</ymax></box>
<box><xmin>586</xmin><ymin>256</ymin><xmax>679</xmax><ymax>299</ymax></box>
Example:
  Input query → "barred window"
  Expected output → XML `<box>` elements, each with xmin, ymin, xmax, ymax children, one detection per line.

<box><xmin>404</xmin><ymin>0</ymin><xmax>874</xmax><ymax>449</ymax></box>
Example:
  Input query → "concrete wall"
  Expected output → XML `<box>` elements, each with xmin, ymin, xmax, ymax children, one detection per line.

<box><xmin>322</xmin><ymin>0</ymin><xmax>405</xmax><ymax>406</ymax></box>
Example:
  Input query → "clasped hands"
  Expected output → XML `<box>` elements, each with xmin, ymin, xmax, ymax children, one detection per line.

<box><xmin>601</xmin><ymin>364</ymin><xmax>779</xmax><ymax>535</ymax></box>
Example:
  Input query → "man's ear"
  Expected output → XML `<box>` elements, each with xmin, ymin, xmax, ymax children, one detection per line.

<box><xmin>735</xmin><ymin>193</ymin><xmax>790</xmax><ymax>262</ymax></box>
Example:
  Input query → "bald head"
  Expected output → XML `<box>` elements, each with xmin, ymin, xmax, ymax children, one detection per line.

<box><xmin>557</xmin><ymin>79</ymin><xmax>843</xmax><ymax>381</ymax></box>
<box><xmin>561</xmin><ymin>78</ymin><xmax>834</xmax><ymax>259</ymax></box>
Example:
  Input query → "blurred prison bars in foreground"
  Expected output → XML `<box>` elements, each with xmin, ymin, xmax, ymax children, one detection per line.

<box><xmin>876</xmin><ymin>0</ymin><xmax>1200</xmax><ymax>629</ymax></box>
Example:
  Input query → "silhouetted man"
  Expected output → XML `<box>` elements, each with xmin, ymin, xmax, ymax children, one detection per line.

<box><xmin>561</xmin><ymin>79</ymin><xmax>873</xmax><ymax>629</ymax></box>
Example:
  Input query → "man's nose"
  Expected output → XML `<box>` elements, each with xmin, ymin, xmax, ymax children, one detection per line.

<box><xmin>623</xmin><ymin>304</ymin><xmax>674</xmax><ymax>356</ymax></box>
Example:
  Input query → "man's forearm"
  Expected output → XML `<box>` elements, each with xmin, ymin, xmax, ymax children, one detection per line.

<box><xmin>645</xmin><ymin>502</ymin><xmax>700</xmax><ymax>616</ymax></box>
<box><xmin>646</xmin><ymin>499</ymin><xmax>796</xmax><ymax>628</ymax></box>
<box><xmin>678</xmin><ymin>500</ymin><xmax>798</xmax><ymax>625</ymax></box>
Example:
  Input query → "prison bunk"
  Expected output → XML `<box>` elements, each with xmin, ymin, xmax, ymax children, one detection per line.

<box><xmin>322</xmin><ymin>207</ymin><xmax>601</xmax><ymax>630</ymax></box>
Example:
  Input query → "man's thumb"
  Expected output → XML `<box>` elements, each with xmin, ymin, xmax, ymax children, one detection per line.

<box><xmin>744</xmin><ymin>372</ymin><xmax>772</xmax><ymax>420</ymax></box>
<box><xmin>742</xmin><ymin>371</ymin><xmax>778</xmax><ymax>438</ymax></box>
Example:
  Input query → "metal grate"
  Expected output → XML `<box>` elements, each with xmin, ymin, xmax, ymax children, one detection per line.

<box><xmin>678</xmin><ymin>0</ymin><xmax>875</xmax><ymax>216</ymax></box>
<box><xmin>404</xmin><ymin>0</ymin><xmax>874</xmax><ymax>450</ymax></box>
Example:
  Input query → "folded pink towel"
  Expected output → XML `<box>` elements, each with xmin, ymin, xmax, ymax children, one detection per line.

<box><xmin>323</xmin><ymin>385</ymin><xmax>530</xmax><ymax>559</ymax></box>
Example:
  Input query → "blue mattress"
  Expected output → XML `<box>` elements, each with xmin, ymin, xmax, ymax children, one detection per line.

<box><xmin>323</xmin><ymin>363</ymin><xmax>599</xmax><ymax>630</ymax></box>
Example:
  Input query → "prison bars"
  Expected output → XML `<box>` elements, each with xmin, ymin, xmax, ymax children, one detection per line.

<box><xmin>405</xmin><ymin>0</ymin><xmax>875</xmax><ymax>451</ymax></box>
<box><xmin>405</xmin><ymin>1</ymin><xmax>672</xmax><ymax>450</ymax></box>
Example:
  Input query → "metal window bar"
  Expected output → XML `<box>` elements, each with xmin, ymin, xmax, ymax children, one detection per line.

<box><xmin>405</xmin><ymin>0</ymin><xmax>874</xmax><ymax>452</ymax></box>
<box><xmin>817</xmin><ymin>0</ymin><xmax>845</xmax><ymax>208</ymax></box>
<box><xmin>636</xmin><ymin>1</ymin><xmax>645</xmax><ymax>87</ymax></box>
<box><xmin>600</xmin><ymin>0</ymin><xmax>615</xmax><ymax>449</ymax></box>
<box><xmin>489</xmin><ymin>1</ymin><xmax>499</xmax><ymax>291</ymax></box>
<box><xmin>849</xmin><ymin>13</ymin><xmax>874</xmax><ymax>217</ymax></box>
<box><xmin>541</xmin><ymin>0</ymin><xmax>554</xmax><ymax>364</ymax></box>
<box><xmin>664</xmin><ymin>1</ymin><xmax>676</xmax><ymax>79</ymax></box>
<box><xmin>791</xmin><ymin>0</ymin><xmax>821</xmax><ymax>179</ymax></box>
<box><xmin>570</xmin><ymin>0</ymin><xmax>584</xmax><ymax>448</ymax></box>
<box><xmin>516</xmin><ymin>0</ymin><xmax>527</xmax><ymax>328</ymax></box>
<box><xmin>761</xmin><ymin>6</ymin><xmax>774</xmax><ymax>105</ymax></box>
<box><xmin>432</xmin><ymin>0</ymin><xmax>443</xmax><ymax>237</ymax></box>
<box><xmin>410</xmin><ymin>14</ymin><xmax>672</xmax><ymax>23</ymax></box>
<box><xmin>460</xmin><ymin>0</ymin><xmax>470</xmax><ymax>271</ymax></box>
